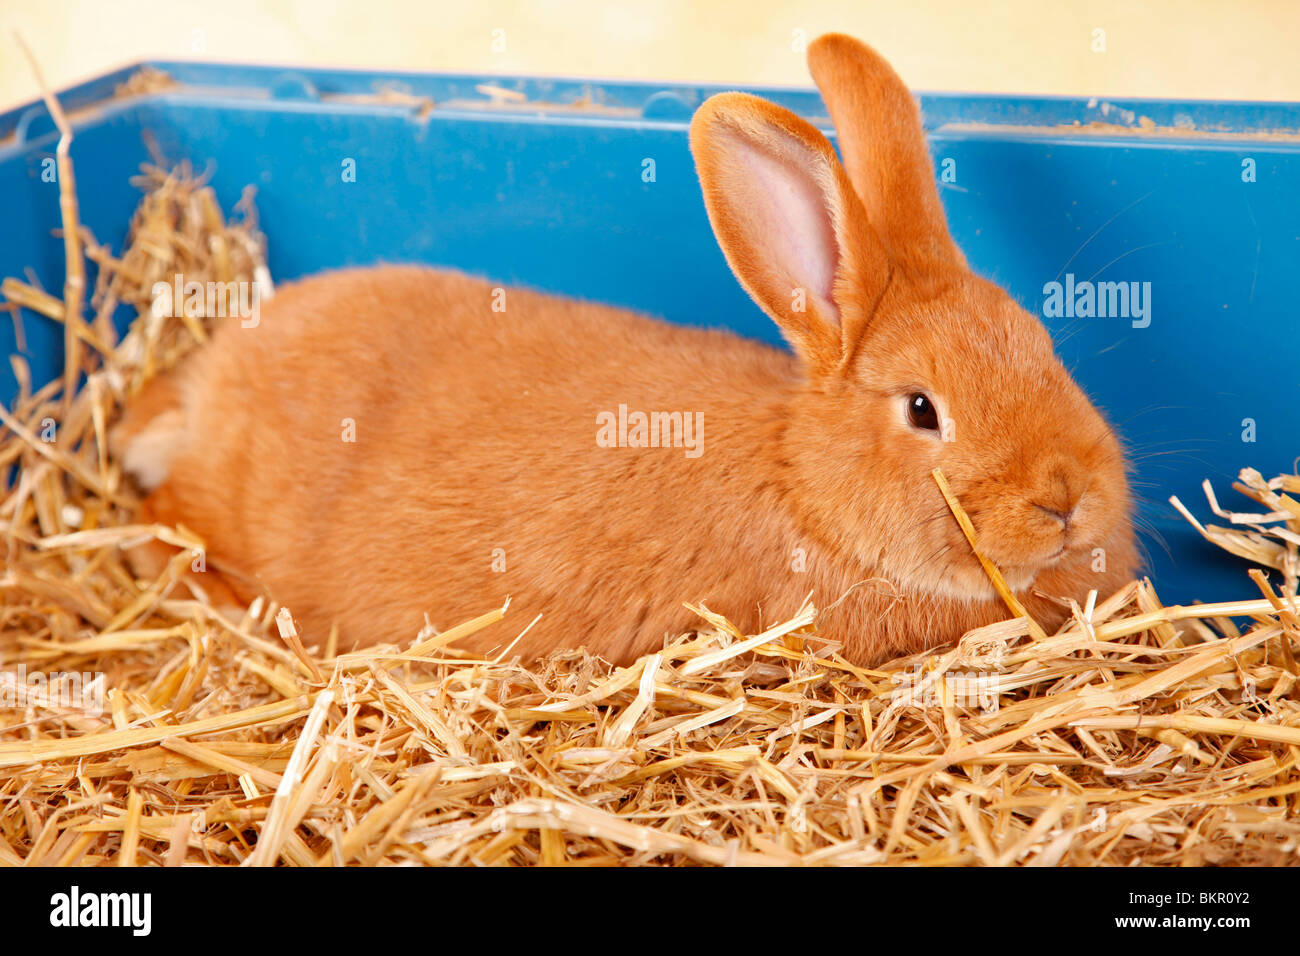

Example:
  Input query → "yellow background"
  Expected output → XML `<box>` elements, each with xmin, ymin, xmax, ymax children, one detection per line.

<box><xmin>2</xmin><ymin>0</ymin><xmax>1298</xmax><ymax>111</ymax></box>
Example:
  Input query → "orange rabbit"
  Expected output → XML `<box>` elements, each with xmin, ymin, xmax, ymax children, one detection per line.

<box><xmin>113</xmin><ymin>34</ymin><xmax>1138</xmax><ymax>664</ymax></box>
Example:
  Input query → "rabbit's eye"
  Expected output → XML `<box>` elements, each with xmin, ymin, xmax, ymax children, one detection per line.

<box><xmin>907</xmin><ymin>393</ymin><xmax>940</xmax><ymax>431</ymax></box>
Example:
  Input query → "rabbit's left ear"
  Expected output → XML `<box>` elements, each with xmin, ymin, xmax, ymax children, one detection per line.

<box><xmin>690</xmin><ymin>92</ymin><xmax>891</xmax><ymax>377</ymax></box>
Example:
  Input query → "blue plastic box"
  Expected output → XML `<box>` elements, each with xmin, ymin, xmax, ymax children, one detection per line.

<box><xmin>1</xmin><ymin>61</ymin><xmax>1297</xmax><ymax>605</ymax></box>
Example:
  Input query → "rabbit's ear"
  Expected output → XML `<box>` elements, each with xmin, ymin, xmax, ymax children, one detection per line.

<box><xmin>807</xmin><ymin>33</ymin><xmax>965</xmax><ymax>274</ymax></box>
<box><xmin>690</xmin><ymin>92</ymin><xmax>891</xmax><ymax>377</ymax></box>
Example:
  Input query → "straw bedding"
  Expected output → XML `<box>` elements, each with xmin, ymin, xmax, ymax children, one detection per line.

<box><xmin>1</xmin><ymin>88</ymin><xmax>1298</xmax><ymax>867</ymax></box>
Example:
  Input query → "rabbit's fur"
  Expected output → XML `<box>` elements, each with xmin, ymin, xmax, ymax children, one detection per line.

<box><xmin>113</xmin><ymin>34</ymin><xmax>1138</xmax><ymax>664</ymax></box>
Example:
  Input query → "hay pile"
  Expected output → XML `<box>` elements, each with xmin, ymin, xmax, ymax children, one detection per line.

<box><xmin>2</xmin><ymin>93</ymin><xmax>1298</xmax><ymax>868</ymax></box>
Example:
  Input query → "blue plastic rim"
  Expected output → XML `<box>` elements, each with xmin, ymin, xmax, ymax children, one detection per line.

<box><xmin>2</xmin><ymin>60</ymin><xmax>1297</xmax><ymax>607</ymax></box>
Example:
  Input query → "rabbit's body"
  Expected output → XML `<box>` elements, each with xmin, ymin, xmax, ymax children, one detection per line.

<box><xmin>119</xmin><ymin>266</ymin><xmax>1026</xmax><ymax>662</ymax></box>
<box><xmin>116</xmin><ymin>34</ymin><xmax>1140</xmax><ymax>664</ymax></box>
<box><xmin>122</xmin><ymin>267</ymin><xmax>806</xmax><ymax>659</ymax></box>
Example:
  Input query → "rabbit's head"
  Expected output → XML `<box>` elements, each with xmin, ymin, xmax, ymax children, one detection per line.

<box><xmin>689</xmin><ymin>33</ymin><xmax>1138</xmax><ymax>607</ymax></box>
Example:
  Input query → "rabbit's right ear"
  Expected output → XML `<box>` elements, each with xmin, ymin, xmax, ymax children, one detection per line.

<box><xmin>690</xmin><ymin>92</ymin><xmax>891</xmax><ymax>377</ymax></box>
<box><xmin>807</xmin><ymin>34</ymin><xmax>965</xmax><ymax>274</ymax></box>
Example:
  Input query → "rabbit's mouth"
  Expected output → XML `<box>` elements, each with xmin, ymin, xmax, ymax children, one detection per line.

<box><xmin>900</xmin><ymin>536</ymin><xmax>1078</xmax><ymax>603</ymax></box>
<box><xmin>1004</xmin><ymin>545</ymin><xmax>1071</xmax><ymax>586</ymax></box>
<box><xmin>999</xmin><ymin>564</ymin><xmax>1040</xmax><ymax>594</ymax></box>
<box><xmin>955</xmin><ymin>545</ymin><xmax>1071</xmax><ymax>597</ymax></box>
<box><xmin>912</xmin><ymin>555</ymin><xmax>1033</xmax><ymax>602</ymax></box>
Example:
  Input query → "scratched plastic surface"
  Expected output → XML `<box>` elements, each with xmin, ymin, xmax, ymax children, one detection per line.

<box><xmin>1</xmin><ymin>61</ymin><xmax>1297</xmax><ymax>605</ymax></box>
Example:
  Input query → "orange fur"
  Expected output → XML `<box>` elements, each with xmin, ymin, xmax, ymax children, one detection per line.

<box><xmin>114</xmin><ymin>34</ymin><xmax>1138</xmax><ymax>664</ymax></box>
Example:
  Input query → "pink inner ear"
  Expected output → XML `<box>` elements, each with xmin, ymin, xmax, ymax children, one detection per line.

<box><xmin>726</xmin><ymin>129</ymin><xmax>841</xmax><ymax>324</ymax></box>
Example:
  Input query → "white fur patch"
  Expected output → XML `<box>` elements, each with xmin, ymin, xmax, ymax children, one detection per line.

<box><xmin>120</xmin><ymin>409</ymin><xmax>186</xmax><ymax>491</ymax></box>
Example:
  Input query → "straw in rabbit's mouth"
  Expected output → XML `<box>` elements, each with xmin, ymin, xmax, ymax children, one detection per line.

<box><xmin>999</xmin><ymin>565</ymin><xmax>1040</xmax><ymax>592</ymax></box>
<box><xmin>931</xmin><ymin>469</ymin><xmax>1050</xmax><ymax>641</ymax></box>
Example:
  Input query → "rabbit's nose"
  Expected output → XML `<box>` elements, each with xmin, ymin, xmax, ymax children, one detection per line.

<box><xmin>1032</xmin><ymin>465</ymin><xmax>1085</xmax><ymax>528</ymax></box>
<box><xmin>1033</xmin><ymin>502</ymin><xmax>1076</xmax><ymax>529</ymax></box>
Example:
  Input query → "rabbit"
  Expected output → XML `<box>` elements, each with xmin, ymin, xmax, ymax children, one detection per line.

<box><xmin>111</xmin><ymin>33</ymin><xmax>1139</xmax><ymax>666</ymax></box>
